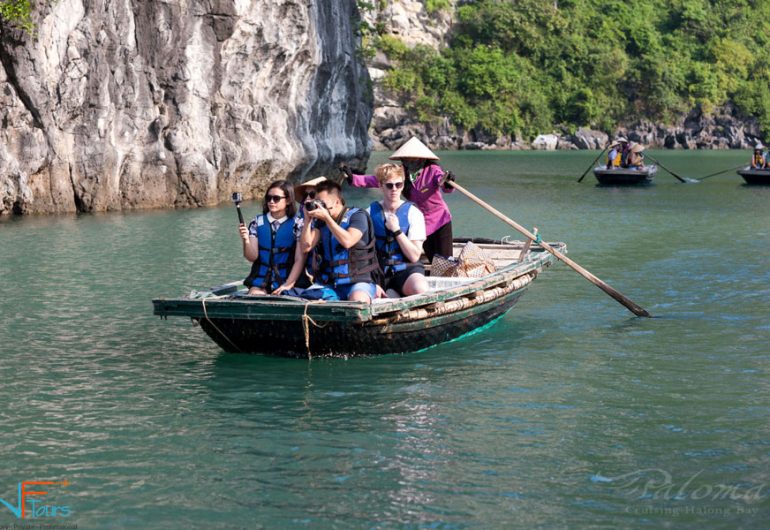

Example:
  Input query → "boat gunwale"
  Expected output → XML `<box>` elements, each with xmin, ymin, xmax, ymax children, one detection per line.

<box><xmin>152</xmin><ymin>242</ymin><xmax>565</xmax><ymax>322</ymax></box>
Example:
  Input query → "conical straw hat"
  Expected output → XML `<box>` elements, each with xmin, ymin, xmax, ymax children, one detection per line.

<box><xmin>293</xmin><ymin>176</ymin><xmax>327</xmax><ymax>203</ymax></box>
<box><xmin>630</xmin><ymin>143</ymin><xmax>645</xmax><ymax>153</ymax></box>
<box><xmin>389</xmin><ymin>137</ymin><xmax>439</xmax><ymax>161</ymax></box>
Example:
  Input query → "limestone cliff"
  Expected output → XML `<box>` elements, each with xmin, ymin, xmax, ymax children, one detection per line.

<box><xmin>0</xmin><ymin>0</ymin><xmax>371</xmax><ymax>215</ymax></box>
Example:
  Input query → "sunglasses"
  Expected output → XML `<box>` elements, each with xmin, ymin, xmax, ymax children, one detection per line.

<box><xmin>304</xmin><ymin>190</ymin><xmax>316</xmax><ymax>200</ymax></box>
<box><xmin>266</xmin><ymin>194</ymin><xmax>286</xmax><ymax>203</ymax></box>
<box><xmin>384</xmin><ymin>181</ymin><xmax>404</xmax><ymax>190</ymax></box>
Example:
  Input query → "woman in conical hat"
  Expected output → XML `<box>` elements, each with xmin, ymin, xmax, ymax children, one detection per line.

<box><xmin>626</xmin><ymin>143</ymin><xmax>646</xmax><ymax>169</ymax></box>
<box><xmin>751</xmin><ymin>142</ymin><xmax>767</xmax><ymax>169</ymax></box>
<box><xmin>606</xmin><ymin>139</ymin><xmax>622</xmax><ymax>169</ymax></box>
<box><xmin>340</xmin><ymin>137</ymin><xmax>455</xmax><ymax>262</ymax></box>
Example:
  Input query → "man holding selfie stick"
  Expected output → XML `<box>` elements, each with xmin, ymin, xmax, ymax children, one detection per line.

<box><xmin>300</xmin><ymin>180</ymin><xmax>380</xmax><ymax>302</ymax></box>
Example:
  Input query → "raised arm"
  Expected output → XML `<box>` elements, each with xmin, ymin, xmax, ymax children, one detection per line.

<box><xmin>348</xmin><ymin>172</ymin><xmax>379</xmax><ymax>188</ymax></box>
<box><xmin>240</xmin><ymin>222</ymin><xmax>259</xmax><ymax>262</ymax></box>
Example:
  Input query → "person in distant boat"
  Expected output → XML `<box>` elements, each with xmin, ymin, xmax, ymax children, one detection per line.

<box><xmin>239</xmin><ymin>180</ymin><xmax>308</xmax><ymax>295</ymax></box>
<box><xmin>340</xmin><ymin>137</ymin><xmax>455</xmax><ymax>262</ymax></box>
<box><xmin>606</xmin><ymin>140</ymin><xmax>622</xmax><ymax>169</ymax></box>
<box><xmin>617</xmin><ymin>137</ymin><xmax>631</xmax><ymax>167</ymax></box>
<box><xmin>367</xmin><ymin>163</ymin><xmax>429</xmax><ymax>297</ymax></box>
<box><xmin>751</xmin><ymin>143</ymin><xmax>766</xmax><ymax>169</ymax></box>
<box><xmin>626</xmin><ymin>143</ymin><xmax>645</xmax><ymax>169</ymax></box>
<box><xmin>300</xmin><ymin>180</ymin><xmax>380</xmax><ymax>302</ymax></box>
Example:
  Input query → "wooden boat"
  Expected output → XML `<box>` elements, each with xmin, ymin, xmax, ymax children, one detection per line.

<box><xmin>152</xmin><ymin>238</ymin><xmax>565</xmax><ymax>358</ymax></box>
<box><xmin>593</xmin><ymin>165</ymin><xmax>657</xmax><ymax>185</ymax></box>
<box><xmin>737</xmin><ymin>166</ymin><xmax>770</xmax><ymax>185</ymax></box>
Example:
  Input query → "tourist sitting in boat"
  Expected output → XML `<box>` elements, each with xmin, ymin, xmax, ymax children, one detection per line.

<box><xmin>617</xmin><ymin>137</ymin><xmax>631</xmax><ymax>167</ymax></box>
<box><xmin>340</xmin><ymin>137</ymin><xmax>456</xmax><ymax>262</ymax></box>
<box><xmin>239</xmin><ymin>180</ymin><xmax>309</xmax><ymax>295</ymax></box>
<box><xmin>300</xmin><ymin>180</ymin><xmax>380</xmax><ymax>302</ymax></box>
<box><xmin>293</xmin><ymin>176</ymin><xmax>329</xmax><ymax>285</ymax></box>
<box><xmin>751</xmin><ymin>143</ymin><xmax>767</xmax><ymax>169</ymax></box>
<box><xmin>606</xmin><ymin>140</ymin><xmax>621</xmax><ymax>169</ymax></box>
<box><xmin>367</xmin><ymin>163</ymin><xmax>429</xmax><ymax>297</ymax></box>
<box><xmin>626</xmin><ymin>143</ymin><xmax>646</xmax><ymax>169</ymax></box>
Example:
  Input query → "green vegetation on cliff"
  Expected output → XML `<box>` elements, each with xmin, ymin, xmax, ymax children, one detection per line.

<box><xmin>377</xmin><ymin>0</ymin><xmax>770</xmax><ymax>139</ymax></box>
<box><xmin>0</xmin><ymin>0</ymin><xmax>34</xmax><ymax>32</ymax></box>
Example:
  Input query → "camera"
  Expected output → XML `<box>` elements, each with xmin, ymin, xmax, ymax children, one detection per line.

<box><xmin>305</xmin><ymin>199</ymin><xmax>326</xmax><ymax>212</ymax></box>
<box><xmin>231</xmin><ymin>192</ymin><xmax>243</xmax><ymax>203</ymax></box>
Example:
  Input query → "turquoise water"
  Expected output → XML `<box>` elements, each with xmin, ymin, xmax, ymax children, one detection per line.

<box><xmin>1</xmin><ymin>151</ymin><xmax>768</xmax><ymax>528</ymax></box>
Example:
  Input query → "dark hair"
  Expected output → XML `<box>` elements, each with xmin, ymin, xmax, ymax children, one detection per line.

<box><xmin>262</xmin><ymin>180</ymin><xmax>296</xmax><ymax>217</ymax></box>
<box><xmin>314</xmin><ymin>180</ymin><xmax>345</xmax><ymax>206</ymax></box>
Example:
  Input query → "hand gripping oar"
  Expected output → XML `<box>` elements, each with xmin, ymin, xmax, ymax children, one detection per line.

<box><xmin>644</xmin><ymin>154</ymin><xmax>696</xmax><ymax>183</ymax></box>
<box><xmin>698</xmin><ymin>163</ymin><xmax>746</xmax><ymax>181</ymax></box>
<box><xmin>447</xmin><ymin>181</ymin><xmax>652</xmax><ymax>318</ymax></box>
<box><xmin>577</xmin><ymin>145</ymin><xmax>609</xmax><ymax>183</ymax></box>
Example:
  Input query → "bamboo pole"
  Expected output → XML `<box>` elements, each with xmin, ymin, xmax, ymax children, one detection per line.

<box><xmin>448</xmin><ymin>181</ymin><xmax>652</xmax><ymax>317</ymax></box>
<box><xmin>577</xmin><ymin>145</ymin><xmax>609</xmax><ymax>182</ymax></box>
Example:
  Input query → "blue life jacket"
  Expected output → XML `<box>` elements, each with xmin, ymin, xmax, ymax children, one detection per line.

<box><xmin>370</xmin><ymin>201</ymin><xmax>413</xmax><ymax>275</ymax></box>
<box><xmin>243</xmin><ymin>214</ymin><xmax>296</xmax><ymax>291</ymax></box>
<box><xmin>318</xmin><ymin>208</ymin><xmax>379</xmax><ymax>287</ymax></box>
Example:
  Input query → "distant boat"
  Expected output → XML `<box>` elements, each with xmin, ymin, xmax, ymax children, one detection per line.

<box><xmin>737</xmin><ymin>166</ymin><xmax>770</xmax><ymax>185</ymax></box>
<box><xmin>152</xmin><ymin>238</ymin><xmax>565</xmax><ymax>358</ymax></box>
<box><xmin>592</xmin><ymin>165</ymin><xmax>657</xmax><ymax>185</ymax></box>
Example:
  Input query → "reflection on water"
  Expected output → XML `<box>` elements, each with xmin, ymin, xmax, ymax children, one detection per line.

<box><xmin>1</xmin><ymin>151</ymin><xmax>768</xmax><ymax>527</ymax></box>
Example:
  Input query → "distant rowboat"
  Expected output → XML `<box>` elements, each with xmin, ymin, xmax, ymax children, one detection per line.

<box><xmin>593</xmin><ymin>165</ymin><xmax>657</xmax><ymax>186</ymax></box>
<box><xmin>152</xmin><ymin>238</ymin><xmax>565</xmax><ymax>358</ymax></box>
<box><xmin>737</xmin><ymin>167</ymin><xmax>770</xmax><ymax>185</ymax></box>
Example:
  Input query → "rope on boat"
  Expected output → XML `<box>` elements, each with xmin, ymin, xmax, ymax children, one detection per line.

<box><xmin>302</xmin><ymin>300</ymin><xmax>329</xmax><ymax>359</ymax></box>
<box><xmin>201</xmin><ymin>297</ymin><xmax>242</xmax><ymax>353</ymax></box>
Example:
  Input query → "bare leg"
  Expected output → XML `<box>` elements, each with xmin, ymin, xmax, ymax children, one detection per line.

<box><xmin>348</xmin><ymin>290</ymin><xmax>372</xmax><ymax>303</ymax></box>
<box><xmin>402</xmin><ymin>273</ymin><xmax>428</xmax><ymax>296</ymax></box>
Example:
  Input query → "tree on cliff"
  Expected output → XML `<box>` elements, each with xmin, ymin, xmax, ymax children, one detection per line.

<box><xmin>0</xmin><ymin>0</ymin><xmax>34</xmax><ymax>32</ymax></box>
<box><xmin>374</xmin><ymin>0</ymin><xmax>770</xmax><ymax>139</ymax></box>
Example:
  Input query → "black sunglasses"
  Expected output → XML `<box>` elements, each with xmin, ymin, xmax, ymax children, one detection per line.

<box><xmin>266</xmin><ymin>194</ymin><xmax>286</xmax><ymax>203</ymax></box>
<box><xmin>304</xmin><ymin>190</ymin><xmax>316</xmax><ymax>199</ymax></box>
<box><xmin>384</xmin><ymin>181</ymin><xmax>404</xmax><ymax>190</ymax></box>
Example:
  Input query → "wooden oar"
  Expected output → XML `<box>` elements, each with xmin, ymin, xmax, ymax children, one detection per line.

<box><xmin>577</xmin><ymin>145</ymin><xmax>609</xmax><ymax>182</ymax></box>
<box><xmin>698</xmin><ymin>163</ymin><xmax>745</xmax><ymax>181</ymax></box>
<box><xmin>448</xmin><ymin>181</ymin><xmax>652</xmax><ymax>318</ymax></box>
<box><xmin>644</xmin><ymin>154</ymin><xmax>694</xmax><ymax>183</ymax></box>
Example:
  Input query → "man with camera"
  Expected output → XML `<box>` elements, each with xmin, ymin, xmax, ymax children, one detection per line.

<box><xmin>300</xmin><ymin>180</ymin><xmax>380</xmax><ymax>302</ymax></box>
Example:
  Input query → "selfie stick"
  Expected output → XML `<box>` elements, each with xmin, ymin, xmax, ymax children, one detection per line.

<box><xmin>232</xmin><ymin>192</ymin><xmax>245</xmax><ymax>224</ymax></box>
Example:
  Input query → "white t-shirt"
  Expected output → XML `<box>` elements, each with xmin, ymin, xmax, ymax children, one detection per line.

<box><xmin>366</xmin><ymin>201</ymin><xmax>426</xmax><ymax>242</ymax></box>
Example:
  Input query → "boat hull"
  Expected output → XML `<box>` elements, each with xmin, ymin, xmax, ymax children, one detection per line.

<box><xmin>153</xmin><ymin>239</ymin><xmax>564</xmax><ymax>358</ymax></box>
<box><xmin>593</xmin><ymin>166</ymin><xmax>657</xmax><ymax>185</ymax></box>
<box><xmin>197</xmin><ymin>287</ymin><xmax>524</xmax><ymax>357</ymax></box>
<box><xmin>737</xmin><ymin>168</ymin><xmax>770</xmax><ymax>185</ymax></box>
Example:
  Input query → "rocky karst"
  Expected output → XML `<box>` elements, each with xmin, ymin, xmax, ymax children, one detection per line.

<box><xmin>0</xmin><ymin>0</ymin><xmax>371</xmax><ymax>215</ymax></box>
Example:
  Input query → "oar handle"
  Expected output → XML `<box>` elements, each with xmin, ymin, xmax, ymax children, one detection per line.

<box><xmin>448</xmin><ymin>181</ymin><xmax>652</xmax><ymax>317</ymax></box>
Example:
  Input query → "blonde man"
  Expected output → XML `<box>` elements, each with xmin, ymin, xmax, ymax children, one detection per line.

<box><xmin>366</xmin><ymin>163</ymin><xmax>429</xmax><ymax>297</ymax></box>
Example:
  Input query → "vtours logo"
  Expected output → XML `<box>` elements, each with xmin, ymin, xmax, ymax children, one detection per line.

<box><xmin>0</xmin><ymin>480</ymin><xmax>71</xmax><ymax>519</ymax></box>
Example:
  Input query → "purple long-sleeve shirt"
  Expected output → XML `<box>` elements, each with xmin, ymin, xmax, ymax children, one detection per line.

<box><xmin>349</xmin><ymin>163</ymin><xmax>453</xmax><ymax>236</ymax></box>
